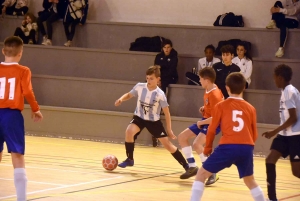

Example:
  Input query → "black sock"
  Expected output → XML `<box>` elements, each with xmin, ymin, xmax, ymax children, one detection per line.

<box><xmin>171</xmin><ymin>149</ymin><xmax>189</xmax><ymax>170</ymax></box>
<box><xmin>266</xmin><ymin>163</ymin><xmax>277</xmax><ymax>200</ymax></box>
<box><xmin>125</xmin><ymin>142</ymin><xmax>134</xmax><ymax>160</ymax></box>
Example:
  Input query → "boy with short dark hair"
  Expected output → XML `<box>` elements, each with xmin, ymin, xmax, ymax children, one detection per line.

<box><xmin>213</xmin><ymin>44</ymin><xmax>240</xmax><ymax>98</ymax></box>
<box><xmin>262</xmin><ymin>64</ymin><xmax>300</xmax><ymax>201</ymax></box>
<box><xmin>0</xmin><ymin>36</ymin><xmax>43</xmax><ymax>201</ymax></box>
<box><xmin>190</xmin><ymin>72</ymin><xmax>265</xmax><ymax>201</ymax></box>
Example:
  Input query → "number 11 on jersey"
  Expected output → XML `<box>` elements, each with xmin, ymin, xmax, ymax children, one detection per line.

<box><xmin>0</xmin><ymin>77</ymin><xmax>16</xmax><ymax>100</ymax></box>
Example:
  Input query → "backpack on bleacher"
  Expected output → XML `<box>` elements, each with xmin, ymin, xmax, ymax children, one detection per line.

<box><xmin>213</xmin><ymin>12</ymin><xmax>244</xmax><ymax>27</ymax></box>
<box><xmin>215</xmin><ymin>39</ymin><xmax>251</xmax><ymax>56</ymax></box>
<box><xmin>129</xmin><ymin>36</ymin><xmax>166</xmax><ymax>52</ymax></box>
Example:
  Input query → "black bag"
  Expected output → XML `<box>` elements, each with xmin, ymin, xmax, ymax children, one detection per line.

<box><xmin>213</xmin><ymin>12</ymin><xmax>244</xmax><ymax>27</ymax></box>
<box><xmin>215</xmin><ymin>39</ymin><xmax>251</xmax><ymax>56</ymax></box>
<box><xmin>129</xmin><ymin>36</ymin><xmax>166</xmax><ymax>52</ymax></box>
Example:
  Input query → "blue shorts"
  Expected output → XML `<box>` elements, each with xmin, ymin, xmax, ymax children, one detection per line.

<box><xmin>203</xmin><ymin>144</ymin><xmax>254</xmax><ymax>178</ymax></box>
<box><xmin>0</xmin><ymin>108</ymin><xmax>25</xmax><ymax>155</ymax></box>
<box><xmin>189</xmin><ymin>118</ymin><xmax>220</xmax><ymax>135</ymax></box>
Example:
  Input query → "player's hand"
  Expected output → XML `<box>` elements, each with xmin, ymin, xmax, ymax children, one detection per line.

<box><xmin>203</xmin><ymin>147</ymin><xmax>212</xmax><ymax>157</ymax></box>
<box><xmin>270</xmin><ymin>7</ymin><xmax>280</xmax><ymax>13</ymax></box>
<box><xmin>31</xmin><ymin>111</ymin><xmax>43</xmax><ymax>122</ymax></box>
<box><xmin>262</xmin><ymin>130</ymin><xmax>277</xmax><ymax>139</ymax></box>
<box><xmin>199</xmin><ymin>106</ymin><xmax>204</xmax><ymax>114</ymax></box>
<box><xmin>167</xmin><ymin>129</ymin><xmax>176</xmax><ymax>140</ymax></box>
<box><xmin>115</xmin><ymin>99</ymin><xmax>122</xmax><ymax>106</ymax></box>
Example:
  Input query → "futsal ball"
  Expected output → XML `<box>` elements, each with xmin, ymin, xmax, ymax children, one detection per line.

<box><xmin>102</xmin><ymin>155</ymin><xmax>118</xmax><ymax>171</ymax></box>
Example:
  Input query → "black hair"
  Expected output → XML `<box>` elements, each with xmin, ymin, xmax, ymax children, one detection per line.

<box><xmin>274</xmin><ymin>64</ymin><xmax>293</xmax><ymax>82</ymax></box>
<box><xmin>161</xmin><ymin>39</ymin><xmax>173</xmax><ymax>48</ymax></box>
<box><xmin>204</xmin><ymin>44</ymin><xmax>216</xmax><ymax>53</ymax></box>
<box><xmin>220</xmin><ymin>44</ymin><xmax>235</xmax><ymax>55</ymax></box>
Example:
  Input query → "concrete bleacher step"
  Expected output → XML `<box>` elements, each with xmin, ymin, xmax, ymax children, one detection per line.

<box><xmin>1</xmin><ymin>17</ymin><xmax>300</xmax><ymax>59</ymax></box>
<box><xmin>1</xmin><ymin>44</ymin><xmax>299</xmax><ymax>91</ymax></box>
<box><xmin>31</xmin><ymin>75</ymin><xmax>281</xmax><ymax>125</ymax></box>
<box><xmin>23</xmin><ymin>105</ymin><xmax>276</xmax><ymax>156</ymax></box>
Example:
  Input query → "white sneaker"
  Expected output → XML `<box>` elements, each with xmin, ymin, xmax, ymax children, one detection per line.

<box><xmin>41</xmin><ymin>36</ymin><xmax>47</xmax><ymax>45</ymax></box>
<box><xmin>44</xmin><ymin>39</ymin><xmax>52</xmax><ymax>46</ymax></box>
<box><xmin>266</xmin><ymin>20</ymin><xmax>276</xmax><ymax>29</ymax></box>
<box><xmin>275</xmin><ymin>47</ymin><xmax>284</xmax><ymax>58</ymax></box>
<box><xmin>64</xmin><ymin>40</ymin><xmax>72</xmax><ymax>47</ymax></box>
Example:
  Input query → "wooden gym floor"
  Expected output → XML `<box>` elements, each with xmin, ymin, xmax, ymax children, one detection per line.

<box><xmin>0</xmin><ymin>136</ymin><xmax>299</xmax><ymax>201</ymax></box>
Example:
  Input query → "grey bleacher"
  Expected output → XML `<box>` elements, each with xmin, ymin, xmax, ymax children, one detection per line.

<box><xmin>1</xmin><ymin>17</ymin><xmax>300</xmax><ymax>59</ymax></box>
<box><xmin>31</xmin><ymin>75</ymin><xmax>280</xmax><ymax>125</ymax></box>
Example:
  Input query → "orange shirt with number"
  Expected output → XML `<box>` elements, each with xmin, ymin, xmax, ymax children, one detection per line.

<box><xmin>202</xmin><ymin>86</ymin><xmax>224</xmax><ymax>118</ymax></box>
<box><xmin>0</xmin><ymin>63</ymin><xmax>39</xmax><ymax>112</ymax></box>
<box><xmin>204</xmin><ymin>97</ymin><xmax>258</xmax><ymax>155</ymax></box>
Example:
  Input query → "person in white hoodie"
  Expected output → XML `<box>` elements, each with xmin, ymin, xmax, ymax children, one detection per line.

<box><xmin>266</xmin><ymin>0</ymin><xmax>300</xmax><ymax>57</ymax></box>
<box><xmin>14</xmin><ymin>12</ymin><xmax>38</xmax><ymax>44</ymax></box>
<box><xmin>232</xmin><ymin>42</ymin><xmax>253</xmax><ymax>89</ymax></box>
<box><xmin>1</xmin><ymin>0</ymin><xmax>29</xmax><ymax>16</ymax></box>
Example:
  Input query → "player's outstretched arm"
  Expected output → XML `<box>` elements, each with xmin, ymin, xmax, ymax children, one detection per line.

<box><xmin>262</xmin><ymin>108</ymin><xmax>297</xmax><ymax>139</ymax></box>
<box><xmin>162</xmin><ymin>106</ymin><xmax>176</xmax><ymax>139</ymax></box>
<box><xmin>115</xmin><ymin>92</ymin><xmax>133</xmax><ymax>106</ymax></box>
<box><xmin>197</xmin><ymin>117</ymin><xmax>212</xmax><ymax>128</ymax></box>
<box><xmin>31</xmin><ymin>111</ymin><xmax>43</xmax><ymax>122</ymax></box>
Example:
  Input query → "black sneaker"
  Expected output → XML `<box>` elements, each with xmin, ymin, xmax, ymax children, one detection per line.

<box><xmin>205</xmin><ymin>173</ymin><xmax>219</xmax><ymax>185</ymax></box>
<box><xmin>180</xmin><ymin>166</ymin><xmax>199</xmax><ymax>179</ymax></box>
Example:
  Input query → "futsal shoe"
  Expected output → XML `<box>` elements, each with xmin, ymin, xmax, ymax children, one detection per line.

<box><xmin>180</xmin><ymin>166</ymin><xmax>199</xmax><ymax>179</ymax></box>
<box><xmin>266</xmin><ymin>20</ymin><xmax>276</xmax><ymax>29</ymax></box>
<box><xmin>205</xmin><ymin>173</ymin><xmax>219</xmax><ymax>185</ymax></box>
<box><xmin>118</xmin><ymin>158</ymin><xmax>134</xmax><ymax>168</ymax></box>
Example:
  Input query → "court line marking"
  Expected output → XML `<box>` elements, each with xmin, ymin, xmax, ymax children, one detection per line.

<box><xmin>0</xmin><ymin>176</ymin><xmax>123</xmax><ymax>200</ymax></box>
<box><xmin>280</xmin><ymin>193</ymin><xmax>300</xmax><ymax>200</ymax></box>
<box><xmin>0</xmin><ymin>178</ymin><xmax>66</xmax><ymax>187</ymax></box>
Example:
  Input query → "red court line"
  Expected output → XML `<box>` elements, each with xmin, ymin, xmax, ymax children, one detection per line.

<box><xmin>280</xmin><ymin>194</ymin><xmax>300</xmax><ymax>200</ymax></box>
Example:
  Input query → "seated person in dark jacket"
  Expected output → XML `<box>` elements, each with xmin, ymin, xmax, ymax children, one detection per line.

<box><xmin>212</xmin><ymin>45</ymin><xmax>240</xmax><ymax>99</ymax></box>
<box><xmin>154</xmin><ymin>39</ymin><xmax>178</xmax><ymax>93</ymax></box>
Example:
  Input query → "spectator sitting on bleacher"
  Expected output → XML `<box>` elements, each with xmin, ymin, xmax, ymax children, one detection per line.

<box><xmin>186</xmin><ymin>44</ymin><xmax>220</xmax><ymax>85</ymax></box>
<box><xmin>154</xmin><ymin>39</ymin><xmax>178</xmax><ymax>93</ymax></box>
<box><xmin>14</xmin><ymin>12</ymin><xmax>37</xmax><ymax>44</ymax></box>
<box><xmin>232</xmin><ymin>42</ymin><xmax>252</xmax><ymax>89</ymax></box>
<box><xmin>266</xmin><ymin>0</ymin><xmax>300</xmax><ymax>57</ymax></box>
<box><xmin>213</xmin><ymin>45</ymin><xmax>240</xmax><ymax>99</ymax></box>
<box><xmin>62</xmin><ymin>0</ymin><xmax>88</xmax><ymax>47</ymax></box>
<box><xmin>37</xmin><ymin>0</ymin><xmax>64</xmax><ymax>46</ymax></box>
<box><xmin>1</xmin><ymin>0</ymin><xmax>29</xmax><ymax>16</ymax></box>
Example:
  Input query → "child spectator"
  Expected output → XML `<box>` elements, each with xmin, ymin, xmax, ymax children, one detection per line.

<box><xmin>14</xmin><ymin>12</ymin><xmax>37</xmax><ymax>44</ymax></box>
<box><xmin>154</xmin><ymin>39</ymin><xmax>178</xmax><ymax>93</ymax></box>
<box><xmin>186</xmin><ymin>45</ymin><xmax>221</xmax><ymax>85</ymax></box>
<box><xmin>266</xmin><ymin>0</ymin><xmax>300</xmax><ymax>57</ymax></box>
<box><xmin>232</xmin><ymin>42</ymin><xmax>253</xmax><ymax>88</ymax></box>
<box><xmin>1</xmin><ymin>0</ymin><xmax>29</xmax><ymax>16</ymax></box>
<box><xmin>62</xmin><ymin>0</ymin><xmax>88</xmax><ymax>47</ymax></box>
<box><xmin>37</xmin><ymin>0</ymin><xmax>64</xmax><ymax>46</ymax></box>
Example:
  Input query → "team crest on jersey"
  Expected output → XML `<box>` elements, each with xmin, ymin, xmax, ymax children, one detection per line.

<box><xmin>140</xmin><ymin>101</ymin><xmax>155</xmax><ymax>115</ymax></box>
<box><xmin>205</xmin><ymin>99</ymin><xmax>208</xmax><ymax>105</ymax></box>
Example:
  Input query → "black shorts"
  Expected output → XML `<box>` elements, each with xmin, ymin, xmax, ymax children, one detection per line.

<box><xmin>130</xmin><ymin>115</ymin><xmax>168</xmax><ymax>138</ymax></box>
<box><xmin>270</xmin><ymin>134</ymin><xmax>300</xmax><ymax>162</ymax></box>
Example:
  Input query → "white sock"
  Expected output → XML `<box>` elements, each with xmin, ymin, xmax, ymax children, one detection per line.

<box><xmin>182</xmin><ymin>146</ymin><xmax>196</xmax><ymax>167</ymax></box>
<box><xmin>250</xmin><ymin>186</ymin><xmax>265</xmax><ymax>201</ymax></box>
<box><xmin>190</xmin><ymin>181</ymin><xmax>204</xmax><ymax>201</ymax></box>
<box><xmin>14</xmin><ymin>168</ymin><xmax>27</xmax><ymax>201</ymax></box>
<box><xmin>199</xmin><ymin>153</ymin><xmax>207</xmax><ymax>163</ymax></box>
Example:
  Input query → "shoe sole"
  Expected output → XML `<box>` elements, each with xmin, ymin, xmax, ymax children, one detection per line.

<box><xmin>205</xmin><ymin>176</ymin><xmax>219</xmax><ymax>186</ymax></box>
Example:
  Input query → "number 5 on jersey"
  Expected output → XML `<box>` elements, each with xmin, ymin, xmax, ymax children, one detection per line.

<box><xmin>232</xmin><ymin>110</ymin><xmax>244</xmax><ymax>132</ymax></box>
<box><xmin>0</xmin><ymin>77</ymin><xmax>16</xmax><ymax>100</ymax></box>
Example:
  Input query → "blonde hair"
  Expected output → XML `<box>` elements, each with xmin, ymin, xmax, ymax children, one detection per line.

<box><xmin>3</xmin><ymin>36</ymin><xmax>23</xmax><ymax>57</ymax></box>
<box><xmin>146</xmin><ymin>65</ymin><xmax>161</xmax><ymax>77</ymax></box>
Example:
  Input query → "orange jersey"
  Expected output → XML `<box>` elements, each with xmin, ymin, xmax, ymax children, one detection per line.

<box><xmin>0</xmin><ymin>62</ymin><xmax>39</xmax><ymax>112</ymax></box>
<box><xmin>205</xmin><ymin>97</ymin><xmax>258</xmax><ymax>153</ymax></box>
<box><xmin>202</xmin><ymin>86</ymin><xmax>224</xmax><ymax>118</ymax></box>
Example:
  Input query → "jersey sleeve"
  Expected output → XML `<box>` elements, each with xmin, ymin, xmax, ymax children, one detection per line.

<box><xmin>159</xmin><ymin>93</ymin><xmax>169</xmax><ymax>108</ymax></box>
<box><xmin>129</xmin><ymin>83</ymin><xmax>140</xmax><ymax>97</ymax></box>
<box><xmin>21</xmin><ymin>68</ymin><xmax>39</xmax><ymax>112</ymax></box>
<box><xmin>205</xmin><ymin>103</ymin><xmax>222</xmax><ymax>154</ymax></box>
<box><xmin>285</xmin><ymin>90</ymin><xmax>297</xmax><ymax>109</ymax></box>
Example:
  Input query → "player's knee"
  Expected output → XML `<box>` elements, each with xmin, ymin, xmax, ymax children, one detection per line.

<box><xmin>177</xmin><ymin>133</ymin><xmax>186</xmax><ymax>143</ymax></box>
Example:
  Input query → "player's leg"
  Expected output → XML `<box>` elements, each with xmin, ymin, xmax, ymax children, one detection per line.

<box><xmin>118</xmin><ymin>116</ymin><xmax>142</xmax><ymax>168</ymax></box>
<box><xmin>243</xmin><ymin>175</ymin><xmax>265</xmax><ymax>201</ymax></box>
<box><xmin>266</xmin><ymin>135</ymin><xmax>288</xmax><ymax>201</ymax></box>
<box><xmin>178</xmin><ymin>127</ymin><xmax>198</xmax><ymax>178</ymax></box>
<box><xmin>2</xmin><ymin>109</ymin><xmax>27</xmax><ymax>201</ymax></box>
<box><xmin>288</xmin><ymin>135</ymin><xmax>300</xmax><ymax>178</ymax></box>
<box><xmin>190</xmin><ymin>167</ymin><xmax>212</xmax><ymax>201</ymax></box>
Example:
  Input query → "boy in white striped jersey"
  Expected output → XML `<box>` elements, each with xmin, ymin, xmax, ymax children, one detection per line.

<box><xmin>115</xmin><ymin>65</ymin><xmax>189</xmax><ymax>170</ymax></box>
<box><xmin>263</xmin><ymin>64</ymin><xmax>300</xmax><ymax>201</ymax></box>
